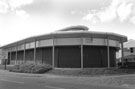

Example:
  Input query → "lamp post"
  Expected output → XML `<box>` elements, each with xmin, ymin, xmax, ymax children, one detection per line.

<box><xmin>3</xmin><ymin>56</ymin><xmax>7</xmax><ymax>70</ymax></box>
<box><xmin>4</xmin><ymin>59</ymin><xmax>7</xmax><ymax>70</ymax></box>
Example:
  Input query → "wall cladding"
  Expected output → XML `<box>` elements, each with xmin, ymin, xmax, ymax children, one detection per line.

<box><xmin>55</xmin><ymin>46</ymin><xmax>81</xmax><ymax>68</ymax></box>
<box><xmin>36</xmin><ymin>48</ymin><xmax>43</xmax><ymax>63</ymax></box>
<box><xmin>83</xmin><ymin>46</ymin><xmax>104</xmax><ymax>67</ymax></box>
<box><xmin>7</xmin><ymin>38</ymin><xmax>120</xmax><ymax>52</ymax></box>
<box><xmin>17</xmin><ymin>51</ymin><xmax>24</xmax><ymax>61</ymax></box>
<box><xmin>36</xmin><ymin>39</ymin><xmax>53</xmax><ymax>47</ymax></box>
<box><xmin>83</xmin><ymin>38</ymin><xmax>119</xmax><ymax>47</ymax></box>
<box><xmin>42</xmin><ymin>47</ymin><xmax>52</xmax><ymax>65</ymax></box>
<box><xmin>36</xmin><ymin>47</ymin><xmax>52</xmax><ymax>65</ymax></box>
<box><xmin>83</xmin><ymin>46</ymin><xmax>116</xmax><ymax>68</ymax></box>
<box><xmin>25</xmin><ymin>49</ymin><xmax>34</xmax><ymax>61</ymax></box>
<box><xmin>8</xmin><ymin>45</ymin><xmax>117</xmax><ymax>68</ymax></box>
<box><xmin>54</xmin><ymin>38</ymin><xmax>81</xmax><ymax>46</ymax></box>
<box><xmin>11</xmin><ymin>52</ymin><xmax>16</xmax><ymax>61</ymax></box>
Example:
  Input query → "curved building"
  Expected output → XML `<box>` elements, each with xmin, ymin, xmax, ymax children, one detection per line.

<box><xmin>1</xmin><ymin>25</ymin><xmax>127</xmax><ymax>68</ymax></box>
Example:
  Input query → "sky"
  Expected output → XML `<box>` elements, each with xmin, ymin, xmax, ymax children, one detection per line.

<box><xmin>0</xmin><ymin>0</ymin><xmax>135</xmax><ymax>46</ymax></box>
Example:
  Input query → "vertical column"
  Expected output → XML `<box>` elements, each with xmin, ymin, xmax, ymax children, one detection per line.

<box><xmin>16</xmin><ymin>44</ymin><xmax>18</xmax><ymax>64</ymax></box>
<box><xmin>121</xmin><ymin>41</ymin><xmax>124</xmax><ymax>65</ymax></box>
<box><xmin>8</xmin><ymin>48</ymin><xmax>11</xmax><ymax>64</ymax></box>
<box><xmin>23</xmin><ymin>42</ymin><xmax>26</xmax><ymax>62</ymax></box>
<box><xmin>52</xmin><ymin>36</ymin><xmax>55</xmax><ymax>68</ymax></box>
<box><xmin>107</xmin><ymin>37</ymin><xmax>110</xmax><ymax>68</ymax></box>
<box><xmin>10</xmin><ymin>48</ymin><xmax>12</xmax><ymax>64</ymax></box>
<box><xmin>81</xmin><ymin>37</ymin><xmax>83</xmax><ymax>69</ymax></box>
<box><xmin>34</xmin><ymin>39</ymin><xmax>36</xmax><ymax>63</ymax></box>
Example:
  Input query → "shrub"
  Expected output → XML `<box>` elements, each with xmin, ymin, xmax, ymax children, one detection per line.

<box><xmin>9</xmin><ymin>63</ymin><xmax>52</xmax><ymax>74</ymax></box>
<box><xmin>118</xmin><ymin>62</ymin><xmax>135</xmax><ymax>69</ymax></box>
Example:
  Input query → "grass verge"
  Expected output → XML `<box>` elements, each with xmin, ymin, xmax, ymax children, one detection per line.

<box><xmin>47</xmin><ymin>68</ymin><xmax>135</xmax><ymax>76</ymax></box>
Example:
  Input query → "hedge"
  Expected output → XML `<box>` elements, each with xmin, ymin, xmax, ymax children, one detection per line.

<box><xmin>9</xmin><ymin>63</ymin><xmax>52</xmax><ymax>74</ymax></box>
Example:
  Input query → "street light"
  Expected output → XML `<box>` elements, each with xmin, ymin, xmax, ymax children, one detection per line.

<box><xmin>3</xmin><ymin>56</ymin><xmax>7</xmax><ymax>70</ymax></box>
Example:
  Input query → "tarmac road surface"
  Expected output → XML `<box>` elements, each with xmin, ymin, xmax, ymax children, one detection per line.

<box><xmin>0</xmin><ymin>70</ymin><xmax>130</xmax><ymax>89</ymax></box>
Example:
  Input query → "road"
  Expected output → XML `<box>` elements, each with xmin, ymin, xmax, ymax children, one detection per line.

<box><xmin>0</xmin><ymin>70</ymin><xmax>130</xmax><ymax>89</ymax></box>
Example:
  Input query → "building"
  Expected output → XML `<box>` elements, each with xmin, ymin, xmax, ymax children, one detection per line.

<box><xmin>0</xmin><ymin>25</ymin><xmax>127</xmax><ymax>68</ymax></box>
<box><xmin>0</xmin><ymin>49</ymin><xmax>3</xmax><ymax>64</ymax></box>
<box><xmin>0</xmin><ymin>49</ymin><xmax>7</xmax><ymax>64</ymax></box>
<box><xmin>123</xmin><ymin>39</ymin><xmax>135</xmax><ymax>62</ymax></box>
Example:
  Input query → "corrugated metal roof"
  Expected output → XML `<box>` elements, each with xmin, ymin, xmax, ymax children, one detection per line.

<box><xmin>58</xmin><ymin>25</ymin><xmax>89</xmax><ymax>31</ymax></box>
<box><xmin>1</xmin><ymin>26</ymin><xmax>128</xmax><ymax>48</ymax></box>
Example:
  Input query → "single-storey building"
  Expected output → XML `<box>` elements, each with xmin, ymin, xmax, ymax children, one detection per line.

<box><xmin>0</xmin><ymin>25</ymin><xmax>127</xmax><ymax>68</ymax></box>
<box><xmin>122</xmin><ymin>39</ymin><xmax>135</xmax><ymax>62</ymax></box>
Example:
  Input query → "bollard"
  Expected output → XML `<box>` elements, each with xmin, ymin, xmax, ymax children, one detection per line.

<box><xmin>4</xmin><ymin>59</ymin><xmax>6</xmax><ymax>70</ymax></box>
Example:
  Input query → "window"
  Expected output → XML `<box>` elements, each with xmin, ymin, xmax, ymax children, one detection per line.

<box><xmin>85</xmin><ymin>37</ymin><xmax>93</xmax><ymax>43</ymax></box>
<box><xmin>130</xmin><ymin>47</ymin><xmax>134</xmax><ymax>53</ymax></box>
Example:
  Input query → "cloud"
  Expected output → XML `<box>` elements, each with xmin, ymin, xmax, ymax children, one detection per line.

<box><xmin>0</xmin><ymin>0</ymin><xmax>9</xmax><ymax>13</ymax></box>
<box><xmin>130</xmin><ymin>16</ymin><xmax>135</xmax><ymax>24</ymax></box>
<box><xmin>82</xmin><ymin>0</ymin><xmax>135</xmax><ymax>24</ymax></box>
<box><xmin>82</xmin><ymin>5</ymin><xmax>117</xmax><ymax>23</ymax></box>
<box><xmin>117</xmin><ymin>2</ymin><xmax>133</xmax><ymax>22</ymax></box>
<box><xmin>96</xmin><ymin>6</ymin><xmax>116</xmax><ymax>22</ymax></box>
<box><xmin>8</xmin><ymin>0</ymin><xmax>33</xmax><ymax>10</ymax></box>
<box><xmin>0</xmin><ymin>0</ymin><xmax>33</xmax><ymax>19</ymax></box>
<box><xmin>16</xmin><ymin>10</ymin><xmax>29</xmax><ymax>19</ymax></box>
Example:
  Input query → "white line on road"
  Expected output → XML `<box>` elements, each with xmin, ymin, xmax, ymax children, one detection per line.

<box><xmin>0</xmin><ymin>79</ymin><xmax>24</xmax><ymax>84</ymax></box>
<box><xmin>45</xmin><ymin>85</ymin><xmax>66</xmax><ymax>89</ymax></box>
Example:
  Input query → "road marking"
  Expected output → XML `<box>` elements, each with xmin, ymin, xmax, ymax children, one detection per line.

<box><xmin>45</xmin><ymin>85</ymin><xmax>66</xmax><ymax>89</ymax></box>
<box><xmin>0</xmin><ymin>79</ymin><xmax>24</xmax><ymax>84</ymax></box>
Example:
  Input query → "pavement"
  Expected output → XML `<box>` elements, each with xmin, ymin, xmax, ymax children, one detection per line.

<box><xmin>0</xmin><ymin>70</ymin><xmax>133</xmax><ymax>89</ymax></box>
